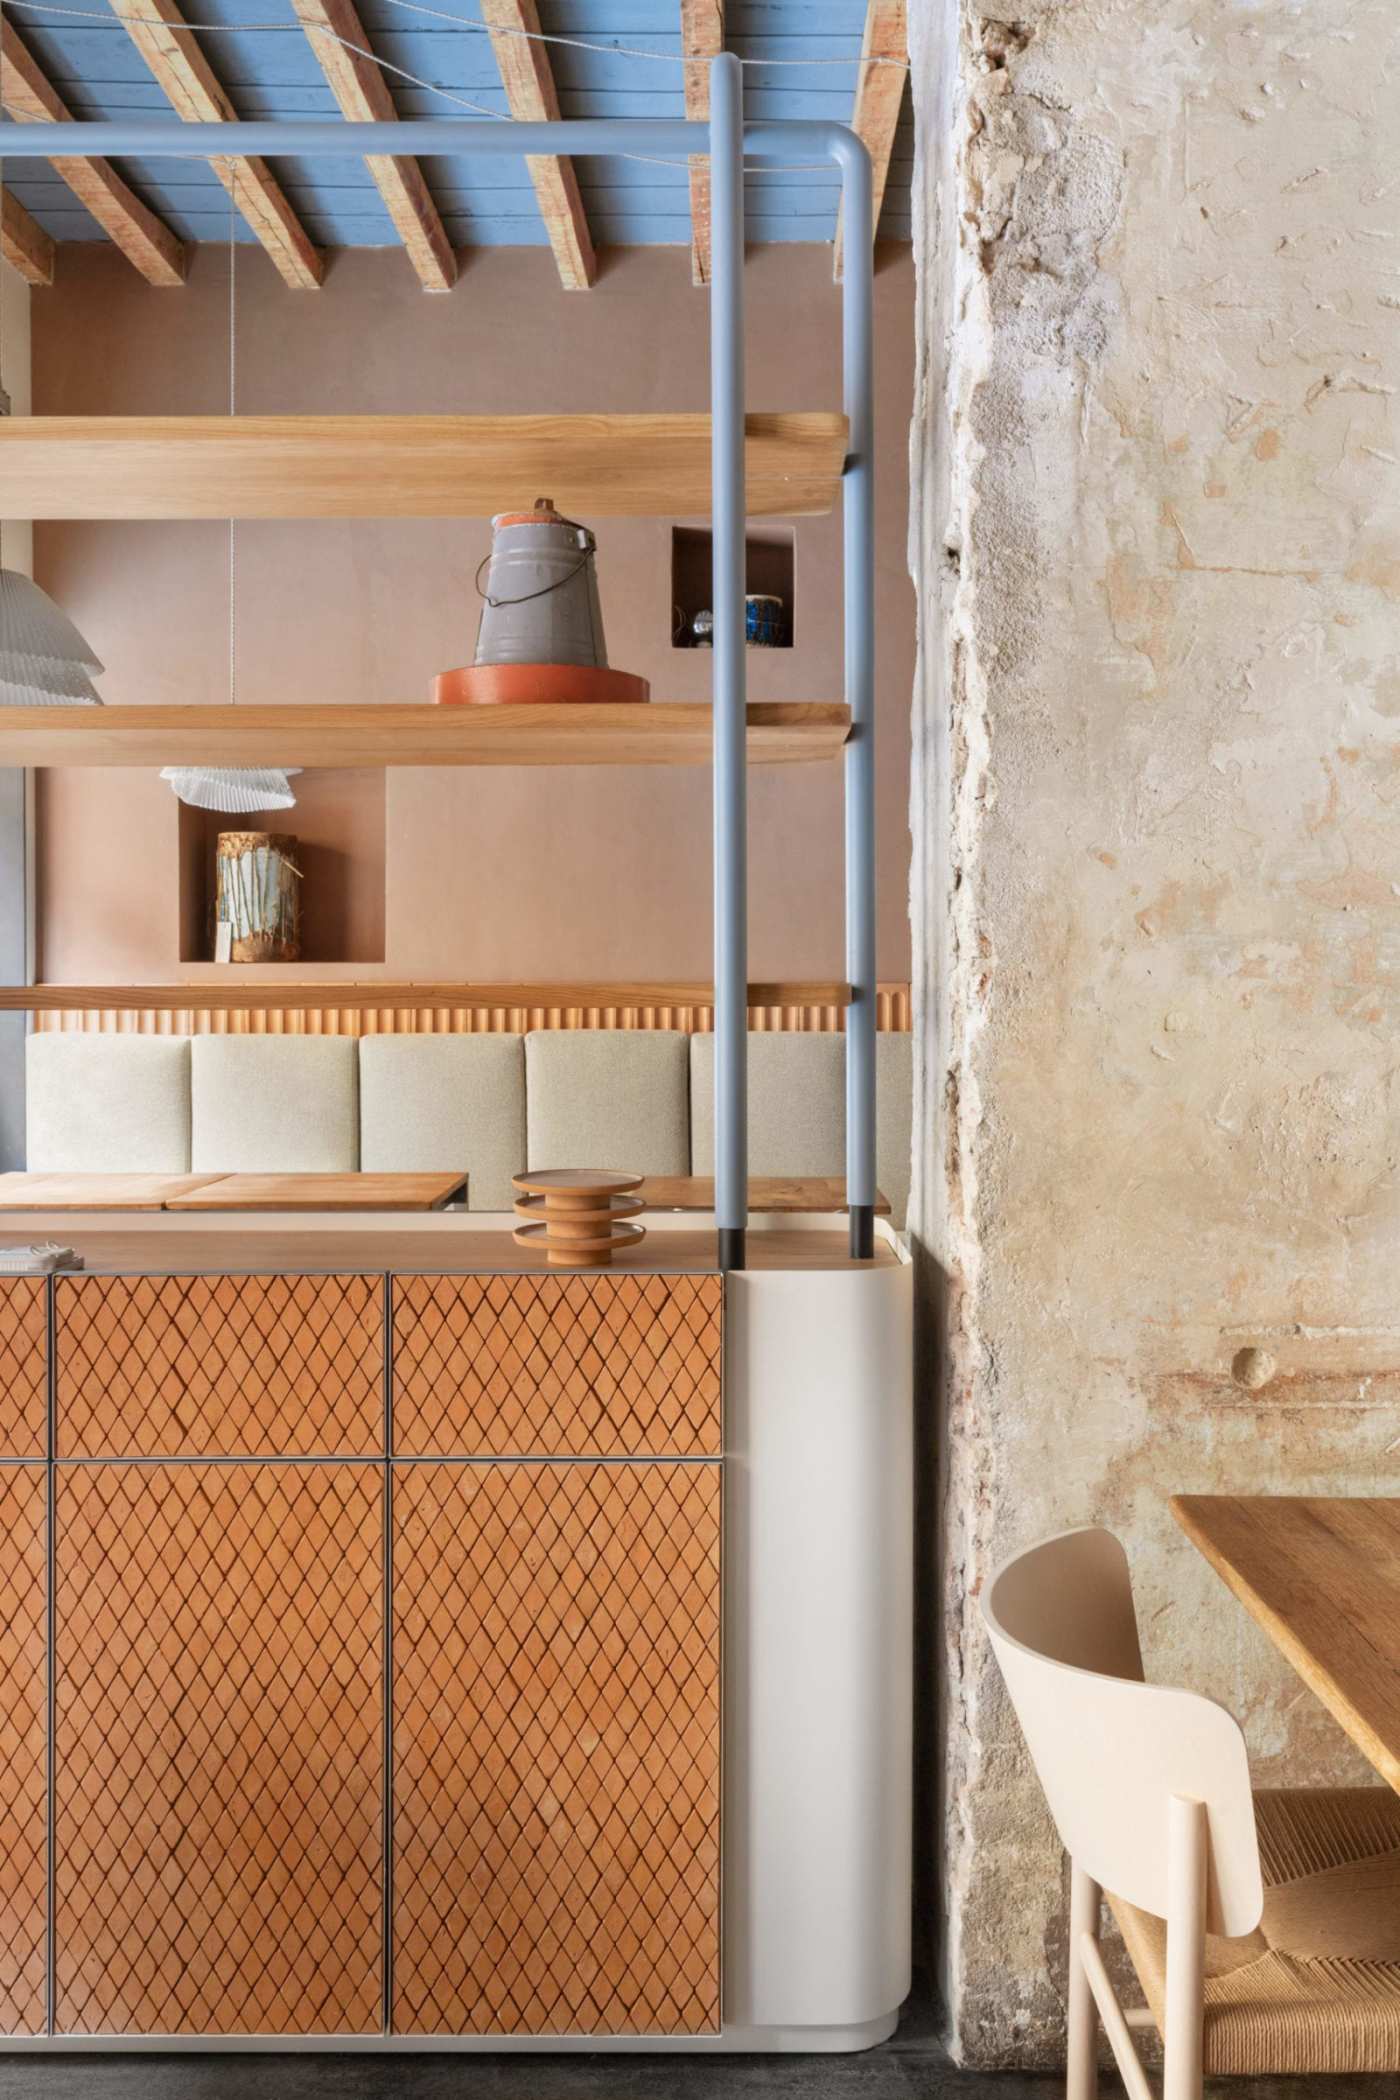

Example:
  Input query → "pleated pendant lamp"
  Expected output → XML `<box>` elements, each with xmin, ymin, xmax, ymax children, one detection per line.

<box><xmin>162</xmin><ymin>182</ymin><xmax>297</xmax><ymax>815</ymax></box>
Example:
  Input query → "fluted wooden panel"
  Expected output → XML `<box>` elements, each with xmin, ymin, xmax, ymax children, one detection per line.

<box><xmin>0</xmin><ymin>1467</ymin><xmax>47</xmax><ymax>2036</ymax></box>
<box><xmin>34</xmin><ymin>984</ymin><xmax>912</xmax><ymax>1038</ymax></box>
<box><xmin>54</xmin><ymin>1462</ymin><xmax>384</xmax><ymax>2036</ymax></box>
<box><xmin>393</xmin><ymin>1461</ymin><xmax>721</xmax><ymax>2036</ymax></box>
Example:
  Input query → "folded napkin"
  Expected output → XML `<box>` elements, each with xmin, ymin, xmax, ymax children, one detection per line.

<box><xmin>0</xmin><ymin>1243</ymin><xmax>82</xmax><ymax>1273</ymax></box>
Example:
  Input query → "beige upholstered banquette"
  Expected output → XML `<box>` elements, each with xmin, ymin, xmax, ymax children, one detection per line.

<box><xmin>26</xmin><ymin>1028</ymin><xmax>914</xmax><ymax>1223</ymax></box>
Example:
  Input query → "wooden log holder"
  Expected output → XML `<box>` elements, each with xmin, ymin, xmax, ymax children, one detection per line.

<box><xmin>512</xmin><ymin>1169</ymin><xmax>645</xmax><ymax>1268</ymax></box>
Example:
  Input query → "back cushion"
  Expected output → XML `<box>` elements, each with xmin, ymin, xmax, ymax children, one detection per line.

<box><xmin>526</xmin><ymin>1031</ymin><xmax>689</xmax><ymax>1177</ymax></box>
<box><xmin>690</xmin><ymin>1032</ymin><xmax>844</xmax><ymax>1179</ymax></box>
<box><xmin>190</xmin><ymin>1036</ymin><xmax>359</xmax><ymax>1173</ymax></box>
<box><xmin>26</xmin><ymin>1034</ymin><xmax>192</xmax><ymax>1173</ymax></box>
<box><xmin>690</xmin><ymin>1030</ymin><xmax>914</xmax><ymax>1225</ymax></box>
<box><xmin>359</xmin><ymin>1035</ymin><xmax>525</xmax><ymax>1211</ymax></box>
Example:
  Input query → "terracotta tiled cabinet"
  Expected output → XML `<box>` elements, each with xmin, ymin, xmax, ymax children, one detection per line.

<box><xmin>0</xmin><ymin>1270</ymin><xmax>723</xmax><ymax>2040</ymax></box>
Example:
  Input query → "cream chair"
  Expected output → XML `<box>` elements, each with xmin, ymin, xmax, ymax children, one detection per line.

<box><xmin>983</xmin><ymin>1527</ymin><xmax>1400</xmax><ymax>2096</ymax></box>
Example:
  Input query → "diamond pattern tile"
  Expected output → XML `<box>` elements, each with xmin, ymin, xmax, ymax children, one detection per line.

<box><xmin>54</xmin><ymin>1463</ymin><xmax>384</xmax><ymax>2035</ymax></box>
<box><xmin>0</xmin><ymin>1278</ymin><xmax>47</xmax><ymax>1459</ymax></box>
<box><xmin>393</xmin><ymin>1275</ymin><xmax>722</xmax><ymax>1458</ymax></box>
<box><xmin>0</xmin><ymin>1467</ymin><xmax>47</xmax><ymax>2035</ymax></box>
<box><xmin>56</xmin><ymin>1274</ymin><xmax>384</xmax><ymax>1458</ymax></box>
<box><xmin>392</xmin><ymin>1461</ymin><xmax>721</xmax><ymax>2036</ymax></box>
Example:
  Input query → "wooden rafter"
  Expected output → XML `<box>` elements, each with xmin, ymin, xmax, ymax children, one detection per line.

<box><xmin>479</xmin><ymin>0</ymin><xmax>595</xmax><ymax>291</ymax></box>
<box><xmin>1</xmin><ymin>19</ymin><xmax>187</xmax><ymax>287</ymax></box>
<box><xmin>0</xmin><ymin>188</ymin><xmax>54</xmax><ymax>287</ymax></box>
<box><xmin>680</xmin><ymin>0</ymin><xmax>723</xmax><ymax>288</ymax></box>
<box><xmin>106</xmin><ymin>0</ymin><xmax>325</xmax><ymax>290</ymax></box>
<box><xmin>290</xmin><ymin>0</ymin><xmax>456</xmax><ymax>292</ymax></box>
<box><xmin>834</xmin><ymin>0</ymin><xmax>907</xmax><ymax>282</ymax></box>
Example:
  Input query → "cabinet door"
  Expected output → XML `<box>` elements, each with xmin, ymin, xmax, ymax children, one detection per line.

<box><xmin>0</xmin><ymin>1276</ymin><xmax>47</xmax><ymax>1458</ymax></box>
<box><xmin>54</xmin><ymin>1462</ymin><xmax>384</xmax><ymax>2035</ymax></box>
<box><xmin>393</xmin><ymin>1461</ymin><xmax>721</xmax><ymax>2036</ymax></box>
<box><xmin>0</xmin><ymin>1466</ymin><xmax>46</xmax><ymax>2035</ymax></box>
<box><xmin>393</xmin><ymin>1273</ymin><xmax>722</xmax><ymax>1457</ymax></box>
<box><xmin>56</xmin><ymin>1273</ymin><xmax>383</xmax><ymax>1459</ymax></box>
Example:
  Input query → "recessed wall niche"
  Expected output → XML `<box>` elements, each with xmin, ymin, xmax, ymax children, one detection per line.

<box><xmin>671</xmin><ymin>525</ymin><xmax>795</xmax><ymax>649</ymax></box>
<box><xmin>177</xmin><ymin>768</ymin><xmax>386</xmax><ymax>965</ymax></box>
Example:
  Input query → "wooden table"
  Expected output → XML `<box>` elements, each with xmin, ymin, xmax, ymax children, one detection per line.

<box><xmin>1172</xmin><ymin>1495</ymin><xmax>1400</xmax><ymax>1793</ymax></box>
<box><xmin>0</xmin><ymin>1173</ymin><xmax>225</xmax><ymax>1211</ymax></box>
<box><xmin>0</xmin><ymin>1170</ymin><xmax>468</xmax><ymax>1213</ymax></box>
<box><xmin>639</xmin><ymin>1175</ymin><xmax>891</xmax><ymax>1214</ymax></box>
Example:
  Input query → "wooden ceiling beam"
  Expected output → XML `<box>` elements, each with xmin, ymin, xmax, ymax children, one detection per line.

<box><xmin>479</xmin><ymin>0</ymin><xmax>595</xmax><ymax>290</ymax></box>
<box><xmin>834</xmin><ymin>0</ymin><xmax>907</xmax><ymax>282</ymax></box>
<box><xmin>0</xmin><ymin>188</ymin><xmax>54</xmax><ymax>287</ymax></box>
<box><xmin>290</xmin><ymin>0</ymin><xmax>455</xmax><ymax>292</ymax></box>
<box><xmin>680</xmin><ymin>0</ymin><xmax>723</xmax><ymax>288</ymax></box>
<box><xmin>1</xmin><ymin>19</ymin><xmax>187</xmax><ymax>287</ymax></box>
<box><xmin>106</xmin><ymin>0</ymin><xmax>324</xmax><ymax>290</ymax></box>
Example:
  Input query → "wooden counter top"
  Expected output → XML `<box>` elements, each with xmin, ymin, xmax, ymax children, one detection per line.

<box><xmin>0</xmin><ymin>1221</ymin><xmax>899</xmax><ymax>1276</ymax></box>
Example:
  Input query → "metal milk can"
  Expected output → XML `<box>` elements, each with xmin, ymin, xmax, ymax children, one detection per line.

<box><xmin>474</xmin><ymin>496</ymin><xmax>610</xmax><ymax>669</ymax></box>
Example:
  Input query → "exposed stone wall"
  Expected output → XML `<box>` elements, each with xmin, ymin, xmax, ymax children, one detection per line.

<box><xmin>909</xmin><ymin>0</ymin><xmax>1400</xmax><ymax>2066</ymax></box>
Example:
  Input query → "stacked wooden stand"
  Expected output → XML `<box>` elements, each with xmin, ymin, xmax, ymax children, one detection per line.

<box><xmin>513</xmin><ymin>1169</ymin><xmax>646</xmax><ymax>1267</ymax></box>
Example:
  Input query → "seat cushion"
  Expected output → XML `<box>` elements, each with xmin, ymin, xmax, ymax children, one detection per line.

<box><xmin>1109</xmin><ymin>1789</ymin><xmax>1400</xmax><ymax>2075</ymax></box>
<box><xmin>690</xmin><ymin>1030</ymin><xmax>913</xmax><ymax>1225</ymax></box>
<box><xmin>525</xmin><ymin>1031</ymin><xmax>689</xmax><ymax>1178</ymax></box>
<box><xmin>190</xmin><ymin>1036</ymin><xmax>359</xmax><ymax>1173</ymax></box>
<box><xmin>358</xmin><ymin>1035</ymin><xmax>525</xmax><ymax>1211</ymax></box>
<box><xmin>26</xmin><ymin>1034</ymin><xmax>192</xmax><ymax>1173</ymax></box>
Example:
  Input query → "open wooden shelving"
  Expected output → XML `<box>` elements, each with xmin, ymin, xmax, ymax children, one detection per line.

<box><xmin>0</xmin><ymin>412</ymin><xmax>849</xmax><ymax>519</ymax></box>
<box><xmin>0</xmin><ymin>980</ymin><xmax>855</xmax><ymax>1013</ymax></box>
<box><xmin>0</xmin><ymin>701</ymin><xmax>850</xmax><ymax>769</ymax></box>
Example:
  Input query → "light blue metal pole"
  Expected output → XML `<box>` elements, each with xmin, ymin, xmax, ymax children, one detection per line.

<box><xmin>708</xmin><ymin>52</ymin><xmax>748</xmax><ymax>1273</ymax></box>
<box><xmin>832</xmin><ymin>132</ymin><xmax>877</xmax><ymax>1260</ymax></box>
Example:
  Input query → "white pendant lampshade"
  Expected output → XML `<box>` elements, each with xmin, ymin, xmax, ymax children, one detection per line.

<box><xmin>159</xmin><ymin>766</ymin><xmax>302</xmax><ymax>813</ymax></box>
<box><xmin>0</xmin><ymin>568</ymin><xmax>104</xmax><ymax>705</ymax></box>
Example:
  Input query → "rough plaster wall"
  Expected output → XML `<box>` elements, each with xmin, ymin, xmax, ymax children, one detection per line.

<box><xmin>909</xmin><ymin>0</ymin><xmax>1400</xmax><ymax>2067</ymax></box>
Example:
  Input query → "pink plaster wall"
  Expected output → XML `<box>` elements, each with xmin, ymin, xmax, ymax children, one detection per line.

<box><xmin>31</xmin><ymin>242</ymin><xmax>914</xmax><ymax>987</ymax></box>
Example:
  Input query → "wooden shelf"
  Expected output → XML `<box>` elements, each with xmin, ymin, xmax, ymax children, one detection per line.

<box><xmin>0</xmin><ymin>702</ymin><xmax>850</xmax><ymax>769</ymax></box>
<box><xmin>0</xmin><ymin>413</ymin><xmax>848</xmax><ymax>520</ymax></box>
<box><xmin>2</xmin><ymin>980</ymin><xmax>854</xmax><ymax>1013</ymax></box>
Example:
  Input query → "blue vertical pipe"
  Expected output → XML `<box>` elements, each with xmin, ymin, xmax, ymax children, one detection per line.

<box><xmin>833</xmin><ymin>133</ymin><xmax>877</xmax><ymax>1259</ymax></box>
<box><xmin>709</xmin><ymin>52</ymin><xmax>748</xmax><ymax>1273</ymax></box>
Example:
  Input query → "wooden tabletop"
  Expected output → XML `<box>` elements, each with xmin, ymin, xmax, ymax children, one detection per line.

<box><xmin>0</xmin><ymin>1173</ymin><xmax>225</xmax><ymax>1212</ymax></box>
<box><xmin>639</xmin><ymin>1175</ymin><xmax>891</xmax><ymax>1215</ymax></box>
<box><xmin>1172</xmin><ymin>1495</ymin><xmax>1400</xmax><ymax>1794</ymax></box>
<box><xmin>0</xmin><ymin>1170</ymin><xmax>468</xmax><ymax>1213</ymax></box>
<box><xmin>163</xmin><ymin>1172</ymin><xmax>469</xmax><ymax>1213</ymax></box>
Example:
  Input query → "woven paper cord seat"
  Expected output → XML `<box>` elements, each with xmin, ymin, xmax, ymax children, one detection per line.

<box><xmin>1110</xmin><ymin>1788</ymin><xmax>1400</xmax><ymax>2076</ymax></box>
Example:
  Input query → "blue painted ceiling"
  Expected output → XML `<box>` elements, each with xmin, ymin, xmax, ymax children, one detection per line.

<box><xmin>1</xmin><ymin>0</ymin><xmax>913</xmax><ymax>253</ymax></box>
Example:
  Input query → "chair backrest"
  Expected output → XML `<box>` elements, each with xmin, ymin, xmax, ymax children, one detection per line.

<box><xmin>358</xmin><ymin>1033</ymin><xmax>525</xmax><ymax>1209</ymax></box>
<box><xmin>982</xmin><ymin>1527</ymin><xmax>1263</xmax><ymax>1937</ymax></box>
<box><xmin>26</xmin><ymin>1033</ymin><xmax>192</xmax><ymax>1173</ymax></box>
<box><xmin>526</xmin><ymin>1030</ymin><xmax>690</xmax><ymax>1177</ymax></box>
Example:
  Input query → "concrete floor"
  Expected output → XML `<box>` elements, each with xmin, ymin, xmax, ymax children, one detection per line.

<box><xmin>0</xmin><ymin>2014</ymin><xmax>1394</xmax><ymax>2100</ymax></box>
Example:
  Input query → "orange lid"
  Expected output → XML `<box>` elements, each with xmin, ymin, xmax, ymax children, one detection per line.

<box><xmin>491</xmin><ymin>495</ymin><xmax>580</xmax><ymax>530</ymax></box>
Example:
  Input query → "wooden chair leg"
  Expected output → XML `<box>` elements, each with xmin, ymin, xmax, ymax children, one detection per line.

<box><xmin>1067</xmin><ymin>1857</ymin><xmax>1101</xmax><ymax>2100</ymax></box>
<box><xmin>1164</xmin><ymin>1795</ymin><xmax>1207</xmax><ymax>2100</ymax></box>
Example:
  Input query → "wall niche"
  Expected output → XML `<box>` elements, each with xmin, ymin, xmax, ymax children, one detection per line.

<box><xmin>177</xmin><ymin>768</ymin><xmax>386</xmax><ymax>966</ymax></box>
<box><xmin>671</xmin><ymin>525</ymin><xmax>795</xmax><ymax>649</ymax></box>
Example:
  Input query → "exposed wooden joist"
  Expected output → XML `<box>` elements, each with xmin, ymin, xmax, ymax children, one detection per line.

<box><xmin>0</xmin><ymin>701</ymin><xmax>852</xmax><ymax>768</ymax></box>
<box><xmin>289</xmin><ymin>0</ymin><xmax>456</xmax><ymax>293</ymax></box>
<box><xmin>0</xmin><ymin>188</ymin><xmax>54</xmax><ymax>287</ymax></box>
<box><xmin>1</xmin><ymin>19</ymin><xmax>187</xmax><ymax>288</ymax></box>
<box><xmin>680</xmin><ymin>0</ymin><xmax>723</xmax><ymax>287</ymax></box>
<box><xmin>0</xmin><ymin>412</ymin><xmax>849</xmax><ymax>518</ymax></box>
<box><xmin>106</xmin><ymin>0</ymin><xmax>325</xmax><ymax>290</ymax></box>
<box><xmin>479</xmin><ymin>0</ymin><xmax>596</xmax><ymax>291</ymax></box>
<box><xmin>834</xmin><ymin>0</ymin><xmax>908</xmax><ymax>282</ymax></box>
